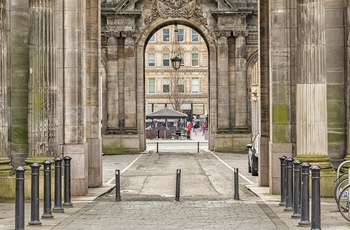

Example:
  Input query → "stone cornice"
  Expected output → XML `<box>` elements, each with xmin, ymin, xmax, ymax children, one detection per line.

<box><xmin>101</xmin><ymin>30</ymin><xmax>137</xmax><ymax>47</ymax></box>
<box><xmin>214</xmin><ymin>30</ymin><xmax>249</xmax><ymax>38</ymax></box>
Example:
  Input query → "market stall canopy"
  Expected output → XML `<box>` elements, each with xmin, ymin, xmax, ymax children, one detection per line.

<box><xmin>146</xmin><ymin>108</ymin><xmax>188</xmax><ymax>119</ymax></box>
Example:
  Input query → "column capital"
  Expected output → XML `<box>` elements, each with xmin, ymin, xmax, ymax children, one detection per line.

<box><xmin>214</xmin><ymin>30</ymin><xmax>231</xmax><ymax>38</ymax></box>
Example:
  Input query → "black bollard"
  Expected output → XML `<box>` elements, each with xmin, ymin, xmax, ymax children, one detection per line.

<box><xmin>175</xmin><ymin>169</ymin><xmax>181</xmax><ymax>201</ymax></box>
<box><xmin>15</xmin><ymin>166</ymin><xmax>26</xmax><ymax>230</ymax></box>
<box><xmin>284</xmin><ymin>157</ymin><xmax>293</xmax><ymax>211</ymax></box>
<box><xmin>157</xmin><ymin>142</ymin><xmax>159</xmax><ymax>153</ymax></box>
<box><xmin>298</xmin><ymin>162</ymin><xmax>311</xmax><ymax>226</ymax></box>
<box><xmin>53</xmin><ymin>157</ymin><xmax>64</xmax><ymax>213</ymax></box>
<box><xmin>311</xmin><ymin>165</ymin><xmax>322</xmax><ymax>230</ymax></box>
<box><xmin>197</xmin><ymin>142</ymin><xmax>199</xmax><ymax>153</ymax></box>
<box><xmin>42</xmin><ymin>160</ymin><xmax>53</xmax><ymax>218</ymax></box>
<box><xmin>291</xmin><ymin>159</ymin><xmax>301</xmax><ymax>218</ymax></box>
<box><xmin>279</xmin><ymin>156</ymin><xmax>287</xmax><ymax>206</ymax></box>
<box><xmin>63</xmin><ymin>156</ymin><xmax>73</xmax><ymax>207</ymax></box>
<box><xmin>234</xmin><ymin>168</ymin><xmax>240</xmax><ymax>200</ymax></box>
<box><xmin>115</xmin><ymin>170</ymin><xmax>121</xmax><ymax>201</ymax></box>
<box><xmin>29</xmin><ymin>163</ymin><xmax>42</xmax><ymax>225</ymax></box>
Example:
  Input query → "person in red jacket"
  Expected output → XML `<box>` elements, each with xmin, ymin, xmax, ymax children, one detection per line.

<box><xmin>187</xmin><ymin>122</ymin><xmax>193</xmax><ymax>139</ymax></box>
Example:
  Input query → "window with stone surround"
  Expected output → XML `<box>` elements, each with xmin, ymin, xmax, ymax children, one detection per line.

<box><xmin>148</xmin><ymin>53</ymin><xmax>155</xmax><ymax>66</ymax></box>
<box><xmin>191</xmin><ymin>53</ymin><xmax>199</xmax><ymax>67</ymax></box>
<box><xmin>163</xmin><ymin>29</ymin><xmax>169</xmax><ymax>42</ymax></box>
<box><xmin>192</xmin><ymin>29</ymin><xmax>199</xmax><ymax>42</ymax></box>
<box><xmin>163</xmin><ymin>53</ymin><xmax>170</xmax><ymax>66</ymax></box>
<box><xmin>163</xmin><ymin>78</ymin><xmax>170</xmax><ymax>93</ymax></box>
<box><xmin>178</xmin><ymin>29</ymin><xmax>184</xmax><ymax>42</ymax></box>
<box><xmin>192</xmin><ymin>78</ymin><xmax>199</xmax><ymax>93</ymax></box>
<box><xmin>149</xmin><ymin>78</ymin><xmax>156</xmax><ymax>93</ymax></box>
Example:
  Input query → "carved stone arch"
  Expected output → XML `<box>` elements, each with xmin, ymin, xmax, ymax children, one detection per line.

<box><xmin>102</xmin><ymin>0</ymin><xmax>258</xmax><ymax>152</ymax></box>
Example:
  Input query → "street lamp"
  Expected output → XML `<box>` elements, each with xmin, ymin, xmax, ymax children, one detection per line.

<box><xmin>171</xmin><ymin>23</ymin><xmax>182</xmax><ymax>71</ymax></box>
<box><xmin>171</xmin><ymin>56</ymin><xmax>182</xmax><ymax>71</ymax></box>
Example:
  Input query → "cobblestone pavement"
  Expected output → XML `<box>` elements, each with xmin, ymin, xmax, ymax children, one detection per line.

<box><xmin>0</xmin><ymin>139</ymin><xmax>350</xmax><ymax>229</ymax></box>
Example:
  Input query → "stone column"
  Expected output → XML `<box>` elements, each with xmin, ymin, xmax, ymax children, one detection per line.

<box><xmin>123</xmin><ymin>35</ymin><xmax>137</xmax><ymax>131</ymax></box>
<box><xmin>295</xmin><ymin>0</ymin><xmax>333</xmax><ymax>196</ymax></box>
<box><xmin>86</xmin><ymin>0</ymin><xmax>102</xmax><ymax>187</ymax></box>
<box><xmin>234</xmin><ymin>31</ymin><xmax>248</xmax><ymax>131</ymax></box>
<box><xmin>27</xmin><ymin>0</ymin><xmax>56</xmax><ymax>162</ymax></box>
<box><xmin>106</xmin><ymin>35</ymin><xmax>119</xmax><ymax>132</ymax></box>
<box><xmin>216</xmin><ymin>32</ymin><xmax>230</xmax><ymax>131</ymax></box>
<box><xmin>61</xmin><ymin>0</ymin><xmax>88</xmax><ymax>195</ymax></box>
<box><xmin>0</xmin><ymin>0</ymin><xmax>11</xmax><ymax>172</ymax></box>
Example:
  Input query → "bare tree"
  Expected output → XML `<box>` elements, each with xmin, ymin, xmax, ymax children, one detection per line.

<box><xmin>167</xmin><ymin>70</ymin><xmax>190</xmax><ymax>112</ymax></box>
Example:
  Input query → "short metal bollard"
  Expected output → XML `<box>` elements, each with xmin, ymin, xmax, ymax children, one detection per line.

<box><xmin>175</xmin><ymin>169</ymin><xmax>181</xmax><ymax>201</ymax></box>
<box><xmin>115</xmin><ymin>170</ymin><xmax>121</xmax><ymax>201</ymax></box>
<box><xmin>311</xmin><ymin>165</ymin><xmax>322</xmax><ymax>230</ymax></box>
<box><xmin>279</xmin><ymin>156</ymin><xmax>287</xmax><ymax>206</ymax></box>
<box><xmin>197</xmin><ymin>142</ymin><xmax>199</xmax><ymax>153</ymax></box>
<box><xmin>42</xmin><ymin>160</ymin><xmax>53</xmax><ymax>218</ymax></box>
<box><xmin>63</xmin><ymin>156</ymin><xmax>73</xmax><ymax>207</ymax></box>
<box><xmin>53</xmin><ymin>157</ymin><xmax>64</xmax><ymax>213</ymax></box>
<box><xmin>15</xmin><ymin>166</ymin><xmax>26</xmax><ymax>230</ymax></box>
<box><xmin>29</xmin><ymin>163</ymin><xmax>42</xmax><ymax>225</ymax></box>
<box><xmin>291</xmin><ymin>160</ymin><xmax>301</xmax><ymax>218</ymax></box>
<box><xmin>298</xmin><ymin>162</ymin><xmax>311</xmax><ymax>226</ymax></box>
<box><xmin>234</xmin><ymin>168</ymin><xmax>239</xmax><ymax>200</ymax></box>
<box><xmin>157</xmin><ymin>142</ymin><xmax>159</xmax><ymax>153</ymax></box>
<box><xmin>284</xmin><ymin>157</ymin><xmax>293</xmax><ymax>211</ymax></box>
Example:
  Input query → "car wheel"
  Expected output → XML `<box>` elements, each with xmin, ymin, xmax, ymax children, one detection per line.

<box><xmin>251</xmin><ymin>166</ymin><xmax>258</xmax><ymax>176</ymax></box>
<box><xmin>251</xmin><ymin>155</ymin><xmax>258</xmax><ymax>176</ymax></box>
<box><xmin>248</xmin><ymin>159</ymin><xmax>252</xmax><ymax>173</ymax></box>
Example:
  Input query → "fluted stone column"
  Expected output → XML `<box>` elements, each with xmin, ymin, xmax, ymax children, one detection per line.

<box><xmin>295</xmin><ymin>0</ymin><xmax>333</xmax><ymax>196</ymax></box>
<box><xmin>106</xmin><ymin>35</ymin><xmax>119</xmax><ymax>131</ymax></box>
<box><xmin>27</xmin><ymin>0</ymin><xmax>56</xmax><ymax>162</ymax></box>
<box><xmin>123</xmin><ymin>35</ymin><xmax>137</xmax><ymax>131</ymax></box>
<box><xmin>0</xmin><ymin>0</ymin><xmax>11</xmax><ymax>172</ymax></box>
<box><xmin>61</xmin><ymin>0</ymin><xmax>88</xmax><ymax>195</ymax></box>
<box><xmin>216</xmin><ymin>33</ymin><xmax>230</xmax><ymax>131</ymax></box>
<box><xmin>234</xmin><ymin>32</ymin><xmax>248</xmax><ymax>130</ymax></box>
<box><xmin>86</xmin><ymin>0</ymin><xmax>102</xmax><ymax>187</ymax></box>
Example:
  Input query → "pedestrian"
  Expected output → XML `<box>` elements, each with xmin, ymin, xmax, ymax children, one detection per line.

<box><xmin>201</xmin><ymin>123</ymin><xmax>206</xmax><ymax>136</ymax></box>
<box><xmin>193</xmin><ymin>122</ymin><xmax>199</xmax><ymax>135</ymax></box>
<box><xmin>187</xmin><ymin>122</ymin><xmax>193</xmax><ymax>139</ymax></box>
<box><xmin>151</xmin><ymin>119</ymin><xmax>157</xmax><ymax>128</ymax></box>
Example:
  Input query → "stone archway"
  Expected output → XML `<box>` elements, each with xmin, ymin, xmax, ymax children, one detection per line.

<box><xmin>101</xmin><ymin>0</ymin><xmax>258</xmax><ymax>153</ymax></box>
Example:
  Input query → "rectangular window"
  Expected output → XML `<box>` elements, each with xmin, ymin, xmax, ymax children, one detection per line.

<box><xmin>148</xmin><ymin>53</ymin><xmax>155</xmax><ymax>67</ymax></box>
<box><xmin>148</xmin><ymin>78</ymin><xmax>156</xmax><ymax>93</ymax></box>
<box><xmin>192</xmin><ymin>78</ymin><xmax>199</xmax><ymax>93</ymax></box>
<box><xmin>192</xmin><ymin>29</ymin><xmax>199</xmax><ymax>42</ymax></box>
<box><xmin>178</xmin><ymin>78</ymin><xmax>185</xmax><ymax>93</ymax></box>
<box><xmin>163</xmin><ymin>53</ymin><xmax>170</xmax><ymax>66</ymax></box>
<box><xmin>163</xmin><ymin>29</ymin><xmax>170</xmax><ymax>42</ymax></box>
<box><xmin>192</xmin><ymin>53</ymin><xmax>199</xmax><ymax>66</ymax></box>
<box><xmin>149</xmin><ymin>34</ymin><xmax>156</xmax><ymax>42</ymax></box>
<box><xmin>178</xmin><ymin>29</ymin><xmax>184</xmax><ymax>42</ymax></box>
<box><xmin>163</xmin><ymin>78</ymin><xmax>170</xmax><ymax>93</ymax></box>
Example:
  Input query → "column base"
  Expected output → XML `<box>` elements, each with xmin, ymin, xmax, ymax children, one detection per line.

<box><xmin>0</xmin><ymin>158</ymin><xmax>13</xmax><ymax>175</ymax></box>
<box><xmin>62</xmin><ymin>143</ymin><xmax>88</xmax><ymax>196</ymax></box>
<box><xmin>294</xmin><ymin>154</ymin><xmax>336</xmax><ymax>197</ymax></box>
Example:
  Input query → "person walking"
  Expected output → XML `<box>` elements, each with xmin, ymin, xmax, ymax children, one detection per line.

<box><xmin>187</xmin><ymin>122</ymin><xmax>193</xmax><ymax>139</ymax></box>
<box><xmin>201</xmin><ymin>123</ymin><xmax>206</xmax><ymax>136</ymax></box>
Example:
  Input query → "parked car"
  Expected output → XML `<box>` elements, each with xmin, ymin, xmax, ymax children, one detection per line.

<box><xmin>247</xmin><ymin>134</ymin><xmax>259</xmax><ymax>176</ymax></box>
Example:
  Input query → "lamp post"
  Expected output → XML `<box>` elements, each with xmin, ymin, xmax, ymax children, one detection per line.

<box><xmin>171</xmin><ymin>23</ymin><xmax>182</xmax><ymax>71</ymax></box>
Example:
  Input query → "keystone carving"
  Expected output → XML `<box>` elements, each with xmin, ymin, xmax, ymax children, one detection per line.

<box><xmin>144</xmin><ymin>0</ymin><xmax>206</xmax><ymax>25</ymax></box>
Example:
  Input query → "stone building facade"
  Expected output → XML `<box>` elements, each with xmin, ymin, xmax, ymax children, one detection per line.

<box><xmin>144</xmin><ymin>25</ymin><xmax>209</xmax><ymax>123</ymax></box>
<box><xmin>6</xmin><ymin>0</ymin><xmax>349</xmax><ymax>197</ymax></box>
